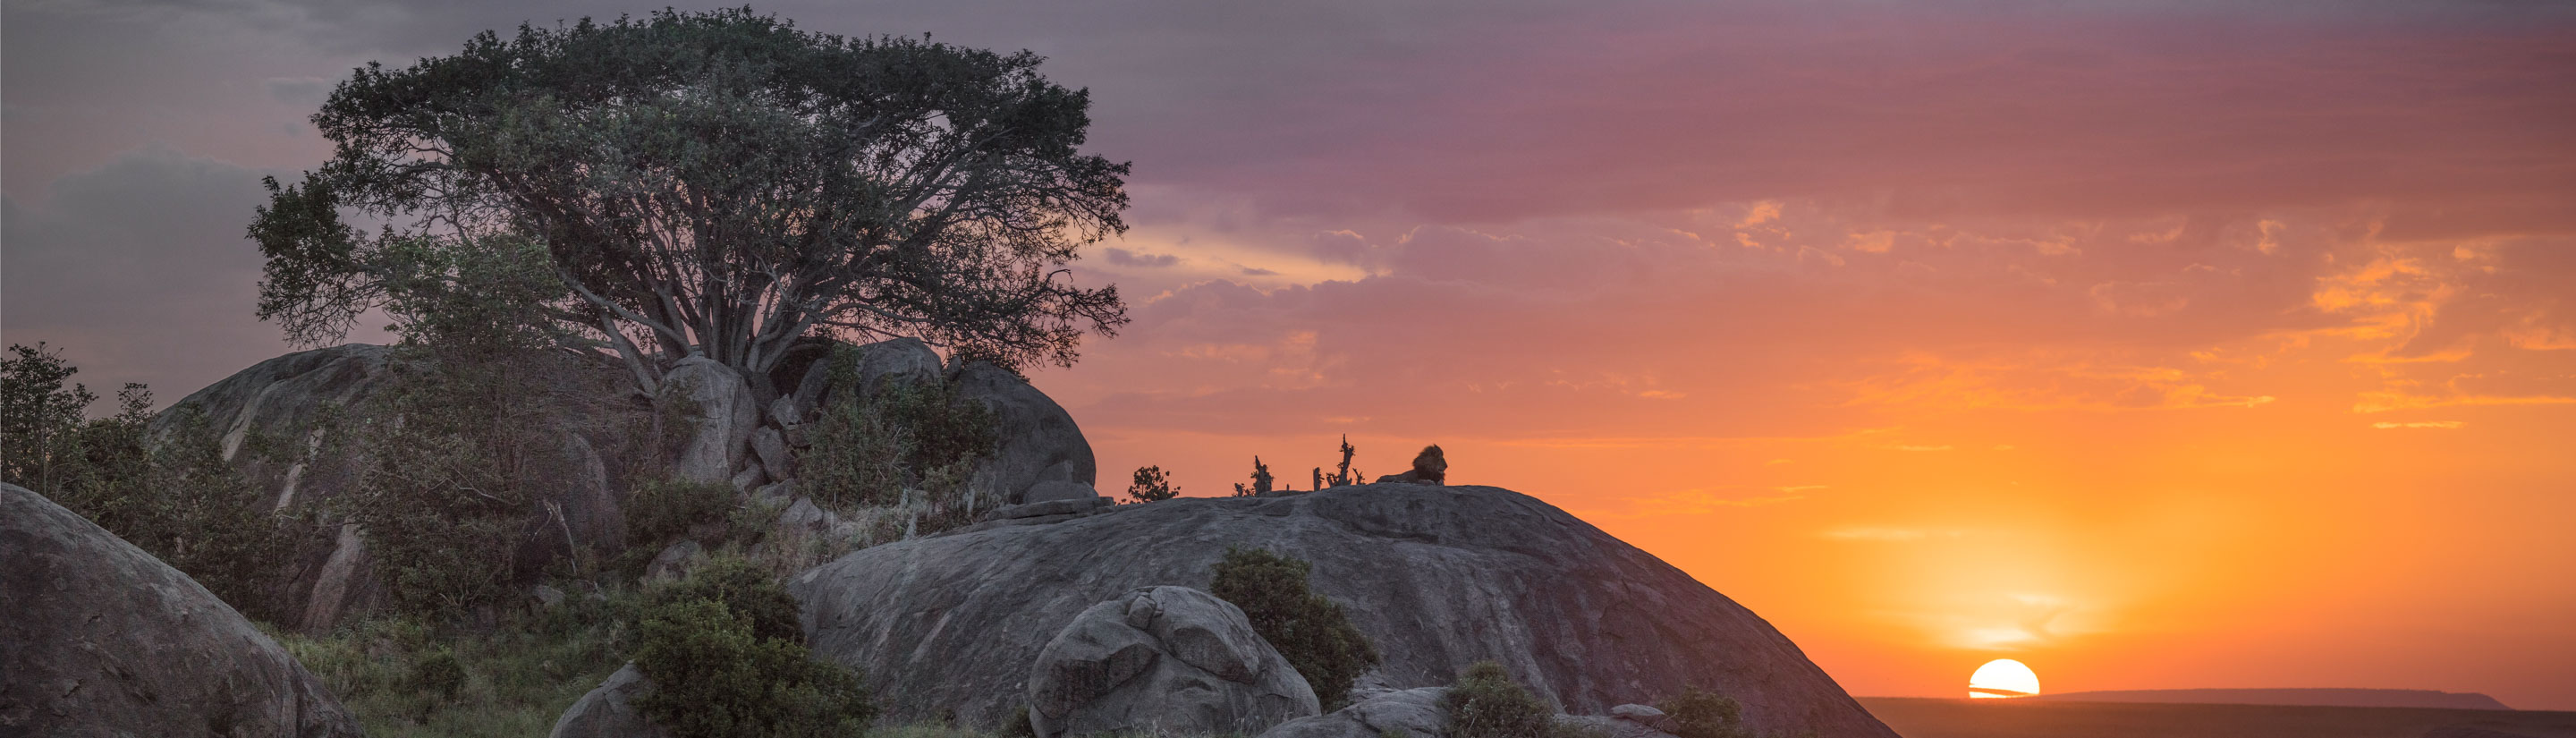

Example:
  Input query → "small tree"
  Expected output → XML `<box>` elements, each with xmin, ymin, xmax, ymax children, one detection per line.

<box><xmin>1323</xmin><ymin>435</ymin><xmax>1360</xmax><ymax>488</ymax></box>
<box><xmin>0</xmin><ymin>343</ymin><xmax>96</xmax><ymax>491</ymax></box>
<box><xmin>1442</xmin><ymin>661</ymin><xmax>1560</xmax><ymax>738</ymax></box>
<box><xmin>1659</xmin><ymin>686</ymin><xmax>1757</xmax><ymax>738</ymax></box>
<box><xmin>249</xmin><ymin>9</ymin><xmax>1131</xmax><ymax>394</ymax></box>
<box><xmin>1209</xmin><ymin>547</ymin><xmax>1380</xmax><ymax>710</ymax></box>
<box><xmin>1232</xmin><ymin>456</ymin><xmax>1275</xmax><ymax>497</ymax></box>
<box><xmin>1126</xmin><ymin>464</ymin><xmax>1177</xmax><ymax>503</ymax></box>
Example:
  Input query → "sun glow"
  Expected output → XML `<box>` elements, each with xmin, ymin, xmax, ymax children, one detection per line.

<box><xmin>1968</xmin><ymin>658</ymin><xmax>2040</xmax><ymax>699</ymax></box>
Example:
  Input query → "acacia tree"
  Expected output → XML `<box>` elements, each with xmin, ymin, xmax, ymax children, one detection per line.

<box><xmin>250</xmin><ymin>9</ymin><xmax>1130</xmax><ymax>393</ymax></box>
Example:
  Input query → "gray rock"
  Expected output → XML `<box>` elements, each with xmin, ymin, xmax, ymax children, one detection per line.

<box><xmin>299</xmin><ymin>522</ymin><xmax>383</xmax><ymax>632</ymax></box>
<box><xmin>1030</xmin><ymin>586</ymin><xmax>1318</xmax><ymax>737</ymax></box>
<box><xmin>534</xmin><ymin>584</ymin><xmax>568</xmax><ymax>608</ymax></box>
<box><xmin>1</xmin><ymin>482</ymin><xmax>363</xmax><ymax>737</ymax></box>
<box><xmin>950</xmin><ymin>361</ymin><xmax>1096</xmax><ymax>505</ymax></box>
<box><xmin>792</xmin><ymin>336</ymin><xmax>945</xmax><ymax>415</ymax></box>
<box><xmin>154</xmin><ymin>344</ymin><xmax>644</xmax><ymax>631</ymax></box>
<box><xmin>1023</xmin><ymin>479</ymin><xmax>1102</xmax><ymax>504</ymax></box>
<box><xmin>753</xmin><ymin>426</ymin><xmax>794</xmax><ymax>479</ymax></box>
<box><xmin>768</xmin><ymin>395</ymin><xmax>802</xmax><ymax>429</ymax></box>
<box><xmin>665</xmin><ymin>356</ymin><xmax>759</xmax><ymax>484</ymax></box>
<box><xmin>1612</xmin><ymin>703</ymin><xmax>1672</xmax><ymax>731</ymax></box>
<box><xmin>731</xmin><ymin>464</ymin><xmax>769</xmax><ymax>496</ymax></box>
<box><xmin>992</xmin><ymin>496</ymin><xmax>1114</xmax><ymax>520</ymax></box>
<box><xmin>644</xmin><ymin>539</ymin><xmax>704</xmax><ymax>583</ymax></box>
<box><xmin>792</xmin><ymin>484</ymin><xmax>1896</xmax><ymax>737</ymax></box>
<box><xmin>548</xmin><ymin>663</ymin><xmax>668</xmax><ymax>738</ymax></box>
<box><xmin>1260</xmin><ymin>687</ymin><xmax>1450</xmax><ymax>738</ymax></box>
<box><xmin>777</xmin><ymin>497</ymin><xmax>836</xmax><ymax>532</ymax></box>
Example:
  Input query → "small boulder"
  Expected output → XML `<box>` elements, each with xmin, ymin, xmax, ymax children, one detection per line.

<box><xmin>1029</xmin><ymin>586</ymin><xmax>1318</xmax><ymax>738</ymax></box>
<box><xmin>644</xmin><ymin>539</ymin><xmax>704</xmax><ymax>583</ymax></box>
<box><xmin>665</xmin><ymin>357</ymin><xmax>760</xmax><ymax>484</ymax></box>
<box><xmin>548</xmin><ymin>663</ymin><xmax>669</xmax><ymax>738</ymax></box>
<box><xmin>753</xmin><ymin>426</ymin><xmax>794</xmax><ymax>479</ymax></box>
<box><xmin>1612</xmin><ymin>703</ymin><xmax>1673</xmax><ymax>731</ymax></box>
<box><xmin>533</xmin><ymin>584</ymin><xmax>567</xmax><ymax>608</ymax></box>
<box><xmin>1259</xmin><ymin>687</ymin><xmax>1449</xmax><ymax>738</ymax></box>
<box><xmin>792</xmin><ymin>337</ymin><xmax>944</xmax><ymax>414</ymax></box>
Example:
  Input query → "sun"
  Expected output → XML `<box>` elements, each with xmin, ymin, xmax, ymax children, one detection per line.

<box><xmin>1968</xmin><ymin>658</ymin><xmax>2040</xmax><ymax>699</ymax></box>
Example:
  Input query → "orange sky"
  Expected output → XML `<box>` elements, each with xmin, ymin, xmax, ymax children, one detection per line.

<box><xmin>5</xmin><ymin>0</ymin><xmax>2571</xmax><ymax>712</ymax></box>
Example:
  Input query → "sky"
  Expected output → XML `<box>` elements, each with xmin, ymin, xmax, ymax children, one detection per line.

<box><xmin>5</xmin><ymin>0</ymin><xmax>2573</xmax><ymax>711</ymax></box>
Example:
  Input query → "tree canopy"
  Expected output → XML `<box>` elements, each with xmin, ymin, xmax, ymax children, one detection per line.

<box><xmin>250</xmin><ymin>8</ymin><xmax>1130</xmax><ymax>391</ymax></box>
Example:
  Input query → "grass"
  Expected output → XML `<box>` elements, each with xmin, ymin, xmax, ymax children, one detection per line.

<box><xmin>264</xmin><ymin>585</ymin><xmax>640</xmax><ymax>737</ymax></box>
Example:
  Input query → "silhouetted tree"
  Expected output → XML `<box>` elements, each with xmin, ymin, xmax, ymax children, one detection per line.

<box><xmin>250</xmin><ymin>8</ymin><xmax>1131</xmax><ymax>394</ymax></box>
<box><xmin>1232</xmin><ymin>456</ymin><xmax>1274</xmax><ymax>496</ymax></box>
<box><xmin>1126</xmin><ymin>464</ymin><xmax>1177</xmax><ymax>503</ymax></box>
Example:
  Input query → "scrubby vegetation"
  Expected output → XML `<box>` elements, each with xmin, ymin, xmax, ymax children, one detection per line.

<box><xmin>1659</xmin><ymin>686</ymin><xmax>1754</xmax><ymax>738</ymax></box>
<box><xmin>1443</xmin><ymin>661</ymin><xmax>1571</xmax><ymax>738</ymax></box>
<box><xmin>1209</xmin><ymin>547</ymin><xmax>1381</xmax><ymax>709</ymax></box>
<box><xmin>802</xmin><ymin>344</ymin><xmax>1000</xmax><ymax>533</ymax></box>
<box><xmin>2</xmin><ymin>344</ymin><xmax>309</xmax><ymax>619</ymax></box>
<box><xmin>269</xmin><ymin>590</ymin><xmax>638</xmax><ymax>737</ymax></box>
<box><xmin>1127</xmin><ymin>464</ymin><xmax>1179</xmax><ymax>503</ymax></box>
<box><xmin>631</xmin><ymin>556</ymin><xmax>875</xmax><ymax>738</ymax></box>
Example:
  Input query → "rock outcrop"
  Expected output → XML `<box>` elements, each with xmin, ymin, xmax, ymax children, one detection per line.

<box><xmin>154</xmin><ymin>344</ymin><xmax>648</xmax><ymax>630</ymax></box>
<box><xmin>950</xmin><ymin>361</ymin><xmax>1096</xmax><ymax>505</ymax></box>
<box><xmin>1029</xmin><ymin>586</ymin><xmax>1319</xmax><ymax>737</ymax></box>
<box><xmin>548</xmin><ymin>664</ymin><xmax>668</xmax><ymax>738</ymax></box>
<box><xmin>0</xmin><ymin>482</ymin><xmax>362</xmax><ymax>737</ymax></box>
<box><xmin>791</xmin><ymin>484</ymin><xmax>1897</xmax><ymax>737</ymax></box>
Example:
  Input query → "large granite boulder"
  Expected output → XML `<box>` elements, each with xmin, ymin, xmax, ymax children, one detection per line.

<box><xmin>155</xmin><ymin>344</ymin><xmax>645</xmax><ymax>631</ymax></box>
<box><xmin>663</xmin><ymin>356</ymin><xmax>761</xmax><ymax>484</ymax></box>
<box><xmin>548</xmin><ymin>663</ymin><xmax>668</xmax><ymax>738</ymax></box>
<box><xmin>792</xmin><ymin>484</ymin><xmax>1896</xmax><ymax>737</ymax></box>
<box><xmin>0</xmin><ymin>482</ymin><xmax>362</xmax><ymax>737</ymax></box>
<box><xmin>949</xmin><ymin>361</ymin><xmax>1096</xmax><ymax>505</ymax></box>
<box><xmin>1030</xmin><ymin>586</ymin><xmax>1319</xmax><ymax>737</ymax></box>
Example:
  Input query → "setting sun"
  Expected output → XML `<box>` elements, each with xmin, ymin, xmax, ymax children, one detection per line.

<box><xmin>1969</xmin><ymin>659</ymin><xmax>2041</xmax><ymax>699</ymax></box>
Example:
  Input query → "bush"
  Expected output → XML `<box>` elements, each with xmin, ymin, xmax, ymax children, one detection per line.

<box><xmin>411</xmin><ymin>648</ymin><xmax>468</xmax><ymax>703</ymax></box>
<box><xmin>803</xmin><ymin>344</ymin><xmax>999</xmax><ymax>519</ymax></box>
<box><xmin>626</xmin><ymin>477</ymin><xmax>735</xmax><ymax>546</ymax></box>
<box><xmin>1443</xmin><ymin>661</ymin><xmax>1561</xmax><ymax>738</ymax></box>
<box><xmin>632</xmin><ymin>598</ymin><xmax>873</xmax><ymax>738</ymax></box>
<box><xmin>1209</xmin><ymin>547</ymin><xmax>1381</xmax><ymax>710</ymax></box>
<box><xmin>1126</xmin><ymin>465</ymin><xmax>1178</xmax><ymax>503</ymax></box>
<box><xmin>1659</xmin><ymin>686</ymin><xmax>1753</xmax><ymax>738</ymax></box>
<box><xmin>642</xmin><ymin>555</ymin><xmax>804</xmax><ymax>644</ymax></box>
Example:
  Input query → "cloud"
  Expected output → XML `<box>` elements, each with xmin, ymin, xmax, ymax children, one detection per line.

<box><xmin>0</xmin><ymin>145</ymin><xmax>333</xmax><ymax>403</ymax></box>
<box><xmin>2372</xmin><ymin>420</ymin><xmax>2465</xmax><ymax>429</ymax></box>
<box><xmin>1100</xmin><ymin>247</ymin><xmax>1181</xmax><ymax>268</ymax></box>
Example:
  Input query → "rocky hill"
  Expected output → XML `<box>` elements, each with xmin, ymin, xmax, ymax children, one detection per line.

<box><xmin>789</xmin><ymin>483</ymin><xmax>1900</xmax><ymax>738</ymax></box>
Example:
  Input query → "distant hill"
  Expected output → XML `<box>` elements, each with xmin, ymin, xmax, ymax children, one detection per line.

<box><xmin>2028</xmin><ymin>688</ymin><xmax>2512</xmax><ymax>710</ymax></box>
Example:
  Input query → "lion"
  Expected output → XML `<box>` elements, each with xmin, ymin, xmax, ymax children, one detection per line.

<box><xmin>1372</xmin><ymin>444</ymin><xmax>1446</xmax><ymax>486</ymax></box>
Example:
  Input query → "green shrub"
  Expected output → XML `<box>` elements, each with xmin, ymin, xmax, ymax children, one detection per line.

<box><xmin>632</xmin><ymin>598</ymin><xmax>873</xmax><ymax>738</ymax></box>
<box><xmin>1209</xmin><ymin>547</ymin><xmax>1380</xmax><ymax>709</ymax></box>
<box><xmin>411</xmin><ymin>648</ymin><xmax>468</xmax><ymax>702</ymax></box>
<box><xmin>626</xmin><ymin>477</ymin><xmax>735</xmax><ymax>546</ymax></box>
<box><xmin>803</xmin><ymin>344</ymin><xmax>998</xmax><ymax>514</ymax></box>
<box><xmin>642</xmin><ymin>555</ymin><xmax>803</xmax><ymax>644</ymax></box>
<box><xmin>1126</xmin><ymin>465</ymin><xmax>1178</xmax><ymax>503</ymax></box>
<box><xmin>1442</xmin><ymin>661</ymin><xmax>1560</xmax><ymax>738</ymax></box>
<box><xmin>1658</xmin><ymin>686</ymin><xmax>1754</xmax><ymax>738</ymax></box>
